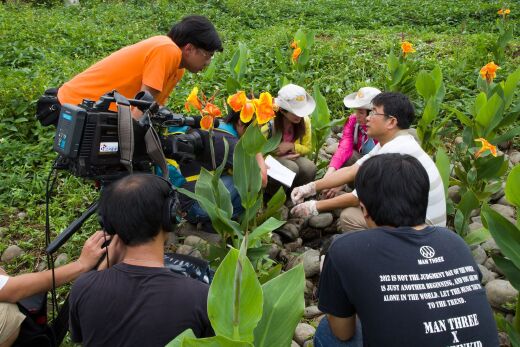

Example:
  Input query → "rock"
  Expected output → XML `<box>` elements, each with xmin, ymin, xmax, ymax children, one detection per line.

<box><xmin>291</xmin><ymin>341</ymin><xmax>299</xmax><ymax>347</ymax></box>
<box><xmin>277</xmin><ymin>223</ymin><xmax>300</xmax><ymax>241</ymax></box>
<box><xmin>268</xmin><ymin>244</ymin><xmax>281</xmax><ymax>260</ymax></box>
<box><xmin>54</xmin><ymin>253</ymin><xmax>68</xmax><ymax>267</ymax></box>
<box><xmin>175</xmin><ymin>244</ymin><xmax>194</xmax><ymax>255</ymax></box>
<box><xmin>481</xmin><ymin>238</ymin><xmax>500</xmax><ymax>253</ymax></box>
<box><xmin>302</xmin><ymin>249</ymin><xmax>321</xmax><ymax>278</ymax></box>
<box><xmin>332</xmin><ymin>125</ymin><xmax>343</xmax><ymax>134</ymax></box>
<box><xmin>1</xmin><ymin>245</ymin><xmax>23</xmax><ymax>263</ymax></box>
<box><xmin>478</xmin><ymin>264</ymin><xmax>497</xmax><ymax>285</ymax></box>
<box><xmin>491</xmin><ymin>184</ymin><xmax>506</xmax><ymax>202</ymax></box>
<box><xmin>484</xmin><ymin>257</ymin><xmax>504</xmax><ymax>275</ymax></box>
<box><xmin>300</xmin><ymin>228</ymin><xmax>321</xmax><ymax>241</ymax></box>
<box><xmin>305</xmin><ymin>279</ymin><xmax>315</xmax><ymax>299</ymax></box>
<box><xmin>470</xmin><ymin>208</ymin><xmax>480</xmax><ymax>218</ymax></box>
<box><xmin>303</xmin><ymin>340</ymin><xmax>313</xmax><ymax>347</ymax></box>
<box><xmin>285</xmin><ymin>238</ymin><xmax>303</xmax><ymax>252</ymax></box>
<box><xmin>64</xmin><ymin>0</ymin><xmax>80</xmax><ymax>6</ymax></box>
<box><xmin>294</xmin><ymin>323</ymin><xmax>316</xmax><ymax>345</ymax></box>
<box><xmin>36</xmin><ymin>260</ymin><xmax>48</xmax><ymax>272</ymax></box>
<box><xmin>454</xmin><ymin>136</ymin><xmax>463</xmax><ymax>144</ymax></box>
<box><xmin>497</xmin><ymin>196</ymin><xmax>513</xmax><ymax>207</ymax></box>
<box><xmin>325</xmin><ymin>143</ymin><xmax>338</xmax><ymax>155</ymax></box>
<box><xmin>485</xmin><ymin>279</ymin><xmax>519</xmax><ymax>309</ymax></box>
<box><xmin>165</xmin><ymin>232</ymin><xmax>178</xmax><ymax>247</ymax></box>
<box><xmin>498</xmin><ymin>331</ymin><xmax>511</xmax><ymax>347</ymax></box>
<box><xmin>17</xmin><ymin>212</ymin><xmax>27</xmax><ymax>220</ymax></box>
<box><xmin>309</xmin><ymin>213</ymin><xmax>334</xmax><ymax>229</ymax></box>
<box><xmin>176</xmin><ymin>222</ymin><xmax>221</xmax><ymax>244</ymax></box>
<box><xmin>280</xmin><ymin>205</ymin><xmax>289</xmax><ymax>221</ymax></box>
<box><xmin>471</xmin><ymin>246</ymin><xmax>487</xmax><ymax>265</ymax></box>
<box><xmin>271</xmin><ymin>233</ymin><xmax>283</xmax><ymax>247</ymax></box>
<box><xmin>468</xmin><ymin>222</ymin><xmax>483</xmax><ymax>231</ymax></box>
<box><xmin>304</xmin><ymin>305</ymin><xmax>322</xmax><ymax>319</ymax></box>
<box><xmin>471</xmin><ymin>215</ymin><xmax>481</xmax><ymax>224</ymax></box>
<box><xmin>509</xmin><ymin>150</ymin><xmax>520</xmax><ymax>165</ymax></box>
<box><xmin>447</xmin><ymin>185</ymin><xmax>461</xmax><ymax>204</ymax></box>
<box><xmin>491</xmin><ymin>204</ymin><xmax>515</xmax><ymax>220</ymax></box>
<box><xmin>325</xmin><ymin>137</ymin><xmax>338</xmax><ymax>146</ymax></box>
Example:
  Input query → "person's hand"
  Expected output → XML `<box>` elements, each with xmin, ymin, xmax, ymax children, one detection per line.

<box><xmin>256</xmin><ymin>153</ymin><xmax>269</xmax><ymax>188</ymax></box>
<box><xmin>323</xmin><ymin>186</ymin><xmax>343</xmax><ymax>199</ymax></box>
<box><xmin>290</xmin><ymin>200</ymin><xmax>319</xmax><ymax>218</ymax></box>
<box><xmin>77</xmin><ymin>231</ymin><xmax>110</xmax><ymax>272</ymax></box>
<box><xmin>321</xmin><ymin>167</ymin><xmax>336</xmax><ymax>198</ymax></box>
<box><xmin>280</xmin><ymin>153</ymin><xmax>300</xmax><ymax>160</ymax></box>
<box><xmin>98</xmin><ymin>235</ymin><xmax>126</xmax><ymax>270</ymax></box>
<box><xmin>291</xmin><ymin>182</ymin><xmax>316</xmax><ymax>204</ymax></box>
<box><xmin>275</xmin><ymin>142</ymin><xmax>294</xmax><ymax>156</ymax></box>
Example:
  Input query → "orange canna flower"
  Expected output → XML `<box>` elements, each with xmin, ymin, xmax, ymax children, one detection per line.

<box><xmin>497</xmin><ymin>8</ymin><xmax>511</xmax><ymax>16</ymax></box>
<box><xmin>184</xmin><ymin>87</ymin><xmax>202</xmax><ymax>112</ymax></box>
<box><xmin>240</xmin><ymin>101</ymin><xmax>255</xmax><ymax>123</ymax></box>
<box><xmin>200</xmin><ymin>115</ymin><xmax>213</xmax><ymax>130</ymax></box>
<box><xmin>290</xmin><ymin>40</ymin><xmax>298</xmax><ymax>49</ymax></box>
<box><xmin>401</xmin><ymin>41</ymin><xmax>416</xmax><ymax>57</ymax></box>
<box><xmin>291</xmin><ymin>47</ymin><xmax>302</xmax><ymax>63</ymax></box>
<box><xmin>227</xmin><ymin>91</ymin><xmax>247</xmax><ymax>112</ymax></box>
<box><xmin>203</xmin><ymin>103</ymin><xmax>222</xmax><ymax>118</ymax></box>
<box><xmin>254</xmin><ymin>92</ymin><xmax>275</xmax><ymax>125</ymax></box>
<box><xmin>479</xmin><ymin>61</ymin><xmax>500</xmax><ymax>83</ymax></box>
<box><xmin>474</xmin><ymin>138</ymin><xmax>497</xmax><ymax>158</ymax></box>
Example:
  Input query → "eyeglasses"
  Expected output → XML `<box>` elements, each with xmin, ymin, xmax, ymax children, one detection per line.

<box><xmin>197</xmin><ymin>48</ymin><xmax>215</xmax><ymax>59</ymax></box>
<box><xmin>368</xmin><ymin>110</ymin><xmax>387</xmax><ymax>117</ymax></box>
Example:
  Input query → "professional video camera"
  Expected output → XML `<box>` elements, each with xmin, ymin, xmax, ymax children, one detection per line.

<box><xmin>52</xmin><ymin>90</ymin><xmax>212</xmax><ymax>183</ymax></box>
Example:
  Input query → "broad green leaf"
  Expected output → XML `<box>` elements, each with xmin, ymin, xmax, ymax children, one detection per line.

<box><xmin>258</xmin><ymin>264</ymin><xmax>282</xmax><ymax>285</ymax></box>
<box><xmin>165</xmin><ymin>329</ymin><xmax>196</xmax><ymax>347</ymax></box>
<box><xmin>463</xmin><ymin>227</ymin><xmax>491</xmax><ymax>245</ymax></box>
<box><xmin>183</xmin><ymin>335</ymin><xmax>252</xmax><ymax>347</ymax></box>
<box><xmin>481</xmin><ymin>205</ymin><xmax>520</xmax><ymax>269</ymax></box>
<box><xmin>445</xmin><ymin>105</ymin><xmax>472</xmax><ymax>127</ymax></box>
<box><xmin>475</xmin><ymin>155</ymin><xmax>507</xmax><ymax>181</ymax></box>
<box><xmin>431</xmin><ymin>65</ymin><xmax>443</xmax><ymax>91</ymax></box>
<box><xmin>208</xmin><ymin>248</ymin><xmax>263</xmax><ymax>343</ymax></box>
<box><xmin>233</xmin><ymin>138</ymin><xmax>262</xmax><ymax>209</ymax></box>
<box><xmin>416</xmin><ymin>71</ymin><xmax>436</xmax><ymax>99</ymax></box>
<box><xmin>226</xmin><ymin>77</ymin><xmax>241</xmax><ymax>94</ymax></box>
<box><xmin>458</xmin><ymin>190</ymin><xmax>479</xmax><ymax>218</ymax></box>
<box><xmin>254</xmin><ymin>264</ymin><xmax>305</xmax><ymax>347</ymax></box>
<box><xmin>492</xmin><ymin>127</ymin><xmax>520</xmax><ymax>145</ymax></box>
<box><xmin>503</xmin><ymin>67</ymin><xmax>520</xmax><ymax>109</ymax></box>
<box><xmin>492</xmin><ymin>255</ymin><xmax>520</xmax><ymax>291</ymax></box>
<box><xmin>475</xmin><ymin>93</ymin><xmax>503</xmax><ymax>136</ymax></box>
<box><xmin>435</xmin><ymin>148</ymin><xmax>450</xmax><ymax>197</ymax></box>
<box><xmin>472</xmin><ymin>92</ymin><xmax>487</xmax><ymax>119</ymax></box>
<box><xmin>242</xmin><ymin>123</ymin><xmax>266</xmax><ymax>155</ymax></box>
<box><xmin>203</xmin><ymin>55</ymin><xmax>219</xmax><ymax>81</ymax></box>
<box><xmin>505</xmin><ymin>321</ymin><xmax>520</xmax><ymax>347</ymax></box>
<box><xmin>505</xmin><ymin>165</ymin><xmax>520</xmax><ymax>208</ymax></box>
<box><xmin>256</xmin><ymin>186</ymin><xmax>286</xmax><ymax>224</ymax></box>
<box><xmin>248</xmin><ymin>217</ymin><xmax>285</xmax><ymax>247</ymax></box>
<box><xmin>261</xmin><ymin>131</ymin><xmax>282</xmax><ymax>155</ymax></box>
<box><xmin>195</xmin><ymin>168</ymin><xmax>233</xmax><ymax>219</ymax></box>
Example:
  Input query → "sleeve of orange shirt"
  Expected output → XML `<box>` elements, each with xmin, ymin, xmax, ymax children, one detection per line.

<box><xmin>142</xmin><ymin>44</ymin><xmax>182</xmax><ymax>93</ymax></box>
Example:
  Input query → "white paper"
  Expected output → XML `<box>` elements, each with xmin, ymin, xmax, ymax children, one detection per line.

<box><xmin>265</xmin><ymin>155</ymin><xmax>296</xmax><ymax>187</ymax></box>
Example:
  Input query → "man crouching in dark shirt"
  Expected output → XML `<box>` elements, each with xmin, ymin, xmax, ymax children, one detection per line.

<box><xmin>69</xmin><ymin>174</ymin><xmax>213</xmax><ymax>347</ymax></box>
<box><xmin>315</xmin><ymin>154</ymin><xmax>499</xmax><ymax>347</ymax></box>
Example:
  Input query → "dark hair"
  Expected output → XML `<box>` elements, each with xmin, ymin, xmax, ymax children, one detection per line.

<box><xmin>223</xmin><ymin>107</ymin><xmax>252</xmax><ymax>127</ymax></box>
<box><xmin>167</xmin><ymin>15</ymin><xmax>223</xmax><ymax>52</ymax></box>
<box><xmin>98</xmin><ymin>174</ymin><xmax>172</xmax><ymax>246</ymax></box>
<box><xmin>355</xmin><ymin>153</ymin><xmax>429</xmax><ymax>227</ymax></box>
<box><xmin>371</xmin><ymin>92</ymin><xmax>414</xmax><ymax>129</ymax></box>
<box><xmin>274</xmin><ymin>109</ymin><xmax>306</xmax><ymax>142</ymax></box>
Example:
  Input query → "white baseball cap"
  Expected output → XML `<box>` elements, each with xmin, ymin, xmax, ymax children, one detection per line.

<box><xmin>274</xmin><ymin>84</ymin><xmax>316</xmax><ymax>118</ymax></box>
<box><xmin>343</xmin><ymin>87</ymin><xmax>382</xmax><ymax>110</ymax></box>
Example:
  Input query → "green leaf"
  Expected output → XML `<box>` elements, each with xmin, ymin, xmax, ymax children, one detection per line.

<box><xmin>445</xmin><ymin>105</ymin><xmax>472</xmax><ymax>127</ymax></box>
<box><xmin>505</xmin><ymin>321</ymin><xmax>520</xmax><ymax>347</ymax></box>
<box><xmin>203</xmin><ymin>54</ymin><xmax>219</xmax><ymax>81</ymax></box>
<box><xmin>491</xmin><ymin>127</ymin><xmax>520</xmax><ymax>145</ymax></box>
<box><xmin>463</xmin><ymin>227</ymin><xmax>491</xmax><ymax>245</ymax></box>
<box><xmin>248</xmin><ymin>217</ymin><xmax>285</xmax><ymax>247</ymax></box>
<box><xmin>475</xmin><ymin>93</ymin><xmax>504</xmax><ymax>136</ymax></box>
<box><xmin>503</xmin><ymin>67</ymin><xmax>520</xmax><ymax>109</ymax></box>
<box><xmin>226</xmin><ymin>77</ymin><xmax>241</xmax><ymax>94</ymax></box>
<box><xmin>233</xmin><ymin>137</ymin><xmax>262</xmax><ymax>209</ymax></box>
<box><xmin>183</xmin><ymin>336</ymin><xmax>253</xmax><ymax>347</ymax></box>
<box><xmin>195</xmin><ymin>167</ymin><xmax>233</xmax><ymax>220</ymax></box>
<box><xmin>258</xmin><ymin>264</ymin><xmax>282</xmax><ymax>285</ymax></box>
<box><xmin>475</xmin><ymin>155</ymin><xmax>507</xmax><ymax>181</ymax></box>
<box><xmin>416</xmin><ymin>71</ymin><xmax>436</xmax><ymax>99</ymax></box>
<box><xmin>472</xmin><ymin>92</ymin><xmax>487</xmax><ymax>119</ymax></box>
<box><xmin>165</xmin><ymin>329</ymin><xmax>196</xmax><ymax>347</ymax></box>
<box><xmin>254</xmin><ymin>264</ymin><xmax>305</xmax><ymax>347</ymax></box>
<box><xmin>435</xmin><ymin>148</ymin><xmax>450</xmax><ymax>198</ymax></box>
<box><xmin>505</xmin><ymin>165</ymin><xmax>520</xmax><ymax>208</ymax></box>
<box><xmin>256</xmin><ymin>187</ymin><xmax>286</xmax><ymax>224</ymax></box>
<box><xmin>262</xmin><ymin>130</ymin><xmax>282</xmax><ymax>155</ymax></box>
<box><xmin>242</xmin><ymin>123</ymin><xmax>267</xmax><ymax>155</ymax></box>
<box><xmin>481</xmin><ymin>205</ymin><xmax>520</xmax><ymax>269</ymax></box>
<box><xmin>492</xmin><ymin>255</ymin><xmax>520</xmax><ymax>291</ymax></box>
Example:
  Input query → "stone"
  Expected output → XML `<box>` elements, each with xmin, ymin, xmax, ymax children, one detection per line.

<box><xmin>309</xmin><ymin>213</ymin><xmax>334</xmax><ymax>229</ymax></box>
<box><xmin>268</xmin><ymin>244</ymin><xmax>281</xmax><ymax>260</ymax></box>
<box><xmin>36</xmin><ymin>260</ymin><xmax>48</xmax><ymax>272</ymax></box>
<box><xmin>17</xmin><ymin>211</ymin><xmax>27</xmax><ymax>220</ymax></box>
<box><xmin>300</xmin><ymin>228</ymin><xmax>321</xmax><ymax>241</ymax></box>
<box><xmin>280</xmin><ymin>205</ymin><xmax>289</xmax><ymax>221</ymax></box>
<box><xmin>471</xmin><ymin>246</ymin><xmax>487</xmax><ymax>265</ymax></box>
<box><xmin>54</xmin><ymin>253</ymin><xmax>68</xmax><ymax>267</ymax></box>
<box><xmin>498</xmin><ymin>331</ymin><xmax>511</xmax><ymax>347</ymax></box>
<box><xmin>484</xmin><ymin>257</ymin><xmax>504</xmax><ymax>275</ymax></box>
<box><xmin>468</xmin><ymin>222</ymin><xmax>483</xmax><ymax>231</ymax></box>
<box><xmin>294</xmin><ymin>323</ymin><xmax>316</xmax><ymax>345</ymax></box>
<box><xmin>184</xmin><ymin>235</ymin><xmax>208</xmax><ymax>248</ymax></box>
<box><xmin>497</xmin><ymin>196</ymin><xmax>513</xmax><ymax>207</ymax></box>
<box><xmin>325</xmin><ymin>143</ymin><xmax>338</xmax><ymax>155</ymax></box>
<box><xmin>491</xmin><ymin>204</ymin><xmax>515</xmax><ymax>220</ymax></box>
<box><xmin>285</xmin><ymin>238</ymin><xmax>303</xmax><ymax>252</ymax></box>
<box><xmin>303</xmin><ymin>340</ymin><xmax>313</xmax><ymax>347</ymax></box>
<box><xmin>454</xmin><ymin>136</ymin><xmax>463</xmax><ymax>144</ymax></box>
<box><xmin>470</xmin><ymin>208</ymin><xmax>480</xmax><ymax>218</ymax></box>
<box><xmin>485</xmin><ymin>279</ymin><xmax>519</xmax><ymax>309</ymax></box>
<box><xmin>447</xmin><ymin>185</ymin><xmax>461</xmax><ymax>204</ymax></box>
<box><xmin>271</xmin><ymin>233</ymin><xmax>283</xmax><ymax>247</ymax></box>
<box><xmin>325</xmin><ymin>137</ymin><xmax>338</xmax><ymax>146</ymax></box>
<box><xmin>304</xmin><ymin>305</ymin><xmax>322</xmax><ymax>319</ymax></box>
<box><xmin>302</xmin><ymin>249</ymin><xmax>321</xmax><ymax>278</ymax></box>
<box><xmin>509</xmin><ymin>150</ymin><xmax>520</xmax><ymax>165</ymax></box>
<box><xmin>165</xmin><ymin>232</ymin><xmax>178</xmax><ymax>247</ymax></box>
<box><xmin>175</xmin><ymin>244</ymin><xmax>194</xmax><ymax>255</ymax></box>
<box><xmin>481</xmin><ymin>238</ymin><xmax>500</xmax><ymax>253</ymax></box>
<box><xmin>305</xmin><ymin>279</ymin><xmax>315</xmax><ymax>299</ymax></box>
<box><xmin>490</xmin><ymin>182</ymin><xmax>506</xmax><ymax>201</ymax></box>
<box><xmin>471</xmin><ymin>215</ymin><xmax>481</xmax><ymax>224</ymax></box>
<box><xmin>277</xmin><ymin>223</ymin><xmax>300</xmax><ymax>241</ymax></box>
<box><xmin>1</xmin><ymin>245</ymin><xmax>23</xmax><ymax>263</ymax></box>
<box><xmin>477</xmin><ymin>264</ymin><xmax>497</xmax><ymax>285</ymax></box>
<box><xmin>291</xmin><ymin>341</ymin><xmax>299</xmax><ymax>347</ymax></box>
<box><xmin>176</xmin><ymin>222</ymin><xmax>221</xmax><ymax>244</ymax></box>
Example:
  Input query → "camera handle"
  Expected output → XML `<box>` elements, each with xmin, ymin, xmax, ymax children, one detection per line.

<box><xmin>46</xmin><ymin>200</ymin><xmax>99</xmax><ymax>255</ymax></box>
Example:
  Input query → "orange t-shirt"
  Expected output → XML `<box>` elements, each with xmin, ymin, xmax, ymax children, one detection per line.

<box><xmin>58</xmin><ymin>36</ymin><xmax>185</xmax><ymax>109</ymax></box>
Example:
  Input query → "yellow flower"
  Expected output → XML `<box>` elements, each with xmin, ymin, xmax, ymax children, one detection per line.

<box><xmin>290</xmin><ymin>40</ymin><xmax>298</xmax><ymax>49</ymax></box>
<box><xmin>254</xmin><ymin>92</ymin><xmax>275</xmax><ymax>125</ymax></box>
<box><xmin>291</xmin><ymin>47</ymin><xmax>302</xmax><ymax>63</ymax></box>
<box><xmin>474</xmin><ymin>138</ymin><xmax>497</xmax><ymax>158</ymax></box>
<box><xmin>479</xmin><ymin>61</ymin><xmax>500</xmax><ymax>83</ymax></box>
<box><xmin>227</xmin><ymin>91</ymin><xmax>247</xmax><ymax>112</ymax></box>
<box><xmin>184</xmin><ymin>87</ymin><xmax>202</xmax><ymax>113</ymax></box>
<box><xmin>240</xmin><ymin>101</ymin><xmax>255</xmax><ymax>123</ymax></box>
<box><xmin>401</xmin><ymin>41</ymin><xmax>416</xmax><ymax>57</ymax></box>
<box><xmin>199</xmin><ymin>103</ymin><xmax>222</xmax><ymax>130</ymax></box>
<box><xmin>498</xmin><ymin>8</ymin><xmax>511</xmax><ymax>16</ymax></box>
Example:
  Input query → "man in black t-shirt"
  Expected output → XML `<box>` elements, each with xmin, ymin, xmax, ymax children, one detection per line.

<box><xmin>69</xmin><ymin>174</ymin><xmax>213</xmax><ymax>347</ymax></box>
<box><xmin>315</xmin><ymin>154</ymin><xmax>499</xmax><ymax>347</ymax></box>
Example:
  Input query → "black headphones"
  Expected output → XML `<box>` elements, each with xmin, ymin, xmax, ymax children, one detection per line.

<box><xmin>98</xmin><ymin>174</ymin><xmax>181</xmax><ymax>235</ymax></box>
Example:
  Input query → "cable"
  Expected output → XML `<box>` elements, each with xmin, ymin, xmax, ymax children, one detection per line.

<box><xmin>45</xmin><ymin>156</ymin><xmax>60</xmax><ymax>322</ymax></box>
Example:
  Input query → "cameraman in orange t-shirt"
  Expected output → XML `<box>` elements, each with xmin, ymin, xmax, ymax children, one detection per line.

<box><xmin>57</xmin><ymin>15</ymin><xmax>222</xmax><ymax>115</ymax></box>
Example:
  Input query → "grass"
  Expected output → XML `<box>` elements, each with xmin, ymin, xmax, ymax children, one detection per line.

<box><xmin>0</xmin><ymin>0</ymin><xmax>518</xmax><ymax>344</ymax></box>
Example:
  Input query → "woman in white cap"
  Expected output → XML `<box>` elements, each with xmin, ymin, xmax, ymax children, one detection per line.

<box><xmin>264</xmin><ymin>83</ymin><xmax>317</xmax><ymax>189</ymax></box>
<box><xmin>322</xmin><ymin>87</ymin><xmax>381</xmax><ymax>199</ymax></box>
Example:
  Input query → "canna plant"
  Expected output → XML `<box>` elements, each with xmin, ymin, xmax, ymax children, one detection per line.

<box><xmin>493</xmin><ymin>8</ymin><xmax>513</xmax><ymax>65</ymax></box>
<box><xmin>385</xmin><ymin>40</ymin><xmax>418</xmax><ymax>95</ymax></box>
<box><xmin>274</xmin><ymin>29</ymin><xmax>314</xmax><ymax>87</ymax></box>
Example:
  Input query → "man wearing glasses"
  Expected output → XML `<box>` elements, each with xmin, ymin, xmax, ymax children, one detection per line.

<box><xmin>56</xmin><ymin>15</ymin><xmax>222</xmax><ymax>115</ymax></box>
<box><xmin>291</xmin><ymin>92</ymin><xmax>446</xmax><ymax>232</ymax></box>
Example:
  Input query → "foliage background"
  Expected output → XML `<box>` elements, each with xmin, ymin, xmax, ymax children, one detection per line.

<box><xmin>0</xmin><ymin>0</ymin><xmax>518</xmax><ymax>344</ymax></box>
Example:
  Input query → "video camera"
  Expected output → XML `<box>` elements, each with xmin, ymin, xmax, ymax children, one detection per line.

<box><xmin>52</xmin><ymin>90</ymin><xmax>214</xmax><ymax>183</ymax></box>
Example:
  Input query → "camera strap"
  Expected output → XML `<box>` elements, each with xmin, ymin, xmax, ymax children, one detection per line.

<box><xmin>115</xmin><ymin>92</ymin><xmax>134</xmax><ymax>174</ymax></box>
<box><xmin>144</xmin><ymin>126</ymin><xmax>169</xmax><ymax>180</ymax></box>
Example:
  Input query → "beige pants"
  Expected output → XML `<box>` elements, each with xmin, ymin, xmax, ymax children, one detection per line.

<box><xmin>339</xmin><ymin>206</ymin><xmax>367</xmax><ymax>232</ymax></box>
<box><xmin>277</xmin><ymin>156</ymin><xmax>317</xmax><ymax>187</ymax></box>
<box><xmin>0</xmin><ymin>302</ymin><xmax>25</xmax><ymax>345</ymax></box>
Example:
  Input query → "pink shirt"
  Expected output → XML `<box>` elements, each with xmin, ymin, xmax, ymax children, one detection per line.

<box><xmin>329</xmin><ymin>114</ymin><xmax>376</xmax><ymax>169</ymax></box>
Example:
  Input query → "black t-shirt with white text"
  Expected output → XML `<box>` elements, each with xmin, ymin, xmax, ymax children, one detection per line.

<box><xmin>318</xmin><ymin>226</ymin><xmax>499</xmax><ymax>347</ymax></box>
<box><xmin>70</xmin><ymin>263</ymin><xmax>213</xmax><ymax>347</ymax></box>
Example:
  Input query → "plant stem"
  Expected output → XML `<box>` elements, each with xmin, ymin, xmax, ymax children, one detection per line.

<box><xmin>209</xmin><ymin>128</ymin><xmax>216</xmax><ymax>170</ymax></box>
<box><xmin>514</xmin><ymin>293</ymin><xmax>520</xmax><ymax>332</ymax></box>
